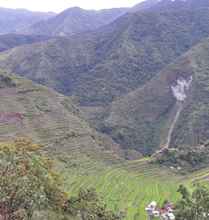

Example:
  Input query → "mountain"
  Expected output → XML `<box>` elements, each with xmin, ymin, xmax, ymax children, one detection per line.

<box><xmin>0</xmin><ymin>1</ymin><xmax>209</xmax><ymax>107</ymax></box>
<box><xmin>0</xmin><ymin>34</ymin><xmax>51</xmax><ymax>52</ymax></box>
<box><xmin>131</xmin><ymin>0</ymin><xmax>162</xmax><ymax>11</ymax></box>
<box><xmin>0</xmin><ymin>0</ymin><xmax>209</xmax><ymax>159</ymax></box>
<box><xmin>133</xmin><ymin>0</ymin><xmax>209</xmax><ymax>12</ymax></box>
<box><xmin>24</xmin><ymin>7</ymin><xmax>128</xmax><ymax>36</ymax></box>
<box><xmin>103</xmin><ymin>38</ymin><xmax>209</xmax><ymax>156</ymax></box>
<box><xmin>0</xmin><ymin>70</ymin><xmax>185</xmax><ymax>220</ymax></box>
<box><xmin>0</xmin><ymin>69</ymin><xmax>122</xmax><ymax>161</ymax></box>
<box><xmin>0</xmin><ymin>7</ymin><xmax>55</xmax><ymax>34</ymax></box>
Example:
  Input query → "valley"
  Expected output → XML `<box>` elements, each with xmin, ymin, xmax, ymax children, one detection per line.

<box><xmin>57</xmin><ymin>152</ymin><xmax>209</xmax><ymax>220</ymax></box>
<box><xmin>0</xmin><ymin>0</ymin><xmax>209</xmax><ymax>158</ymax></box>
<box><xmin>0</xmin><ymin>0</ymin><xmax>209</xmax><ymax>219</ymax></box>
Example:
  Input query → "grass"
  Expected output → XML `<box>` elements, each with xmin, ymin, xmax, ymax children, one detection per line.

<box><xmin>55</xmin><ymin>153</ymin><xmax>209</xmax><ymax>220</ymax></box>
<box><xmin>56</xmin><ymin>154</ymin><xmax>184</xmax><ymax>220</ymax></box>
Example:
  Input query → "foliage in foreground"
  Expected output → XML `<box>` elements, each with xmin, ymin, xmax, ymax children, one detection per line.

<box><xmin>0</xmin><ymin>138</ymin><xmax>66</xmax><ymax>219</ymax></box>
<box><xmin>0</xmin><ymin>138</ymin><xmax>122</xmax><ymax>220</ymax></box>
<box><xmin>175</xmin><ymin>184</ymin><xmax>209</xmax><ymax>220</ymax></box>
<box><xmin>65</xmin><ymin>188</ymin><xmax>124</xmax><ymax>220</ymax></box>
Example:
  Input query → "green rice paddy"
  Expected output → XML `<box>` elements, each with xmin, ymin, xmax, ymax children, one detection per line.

<box><xmin>55</xmin><ymin>154</ymin><xmax>209</xmax><ymax>220</ymax></box>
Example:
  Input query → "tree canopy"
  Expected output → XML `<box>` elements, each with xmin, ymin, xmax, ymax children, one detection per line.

<box><xmin>175</xmin><ymin>184</ymin><xmax>209</xmax><ymax>220</ymax></box>
<box><xmin>0</xmin><ymin>138</ymin><xmax>123</xmax><ymax>220</ymax></box>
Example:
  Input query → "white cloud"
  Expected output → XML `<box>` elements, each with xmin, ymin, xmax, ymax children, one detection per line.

<box><xmin>0</xmin><ymin>0</ymin><xmax>143</xmax><ymax>12</ymax></box>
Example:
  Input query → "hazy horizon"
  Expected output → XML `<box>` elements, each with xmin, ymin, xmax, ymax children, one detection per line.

<box><xmin>0</xmin><ymin>0</ymin><xmax>144</xmax><ymax>13</ymax></box>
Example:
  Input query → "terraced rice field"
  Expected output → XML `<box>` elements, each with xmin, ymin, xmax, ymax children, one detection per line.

<box><xmin>57</xmin><ymin>155</ymin><xmax>185</xmax><ymax>220</ymax></box>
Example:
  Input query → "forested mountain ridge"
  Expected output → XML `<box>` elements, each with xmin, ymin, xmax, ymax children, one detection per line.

<box><xmin>133</xmin><ymin>0</ymin><xmax>209</xmax><ymax>12</ymax></box>
<box><xmin>0</xmin><ymin>34</ymin><xmax>51</xmax><ymax>52</ymax></box>
<box><xmin>1</xmin><ymin>0</ymin><xmax>209</xmax><ymax>219</ymax></box>
<box><xmin>23</xmin><ymin>7</ymin><xmax>128</xmax><ymax>36</ymax></box>
<box><xmin>0</xmin><ymin>0</ymin><xmax>209</xmax><ymax>160</ymax></box>
<box><xmin>1</xmin><ymin>2</ymin><xmax>209</xmax><ymax>106</ymax></box>
<box><xmin>0</xmin><ymin>7</ymin><xmax>54</xmax><ymax>34</ymax></box>
<box><xmin>103</xmin><ymin>38</ymin><xmax>209</xmax><ymax>156</ymax></box>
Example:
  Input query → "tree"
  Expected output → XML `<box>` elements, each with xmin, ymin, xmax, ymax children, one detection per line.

<box><xmin>175</xmin><ymin>184</ymin><xmax>209</xmax><ymax>220</ymax></box>
<box><xmin>64</xmin><ymin>188</ymin><xmax>124</xmax><ymax>220</ymax></box>
<box><xmin>0</xmin><ymin>138</ymin><xmax>125</xmax><ymax>220</ymax></box>
<box><xmin>0</xmin><ymin>138</ymin><xmax>66</xmax><ymax>220</ymax></box>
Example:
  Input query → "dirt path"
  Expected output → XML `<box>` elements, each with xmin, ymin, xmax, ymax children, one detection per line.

<box><xmin>152</xmin><ymin>102</ymin><xmax>183</xmax><ymax>158</ymax></box>
<box><xmin>164</xmin><ymin>102</ymin><xmax>183</xmax><ymax>149</ymax></box>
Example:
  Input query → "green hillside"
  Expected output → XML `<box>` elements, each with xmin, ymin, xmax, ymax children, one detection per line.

<box><xmin>57</xmin><ymin>155</ymin><xmax>180</xmax><ymax>220</ymax></box>
<box><xmin>24</xmin><ymin>7</ymin><xmax>127</xmax><ymax>36</ymax></box>
<box><xmin>1</xmin><ymin>1</ymin><xmax>209</xmax><ymax>220</ymax></box>
<box><xmin>1</xmin><ymin>0</ymin><xmax>209</xmax><ymax>164</ymax></box>
<box><xmin>0</xmin><ymin>69</ymin><xmax>192</xmax><ymax>220</ymax></box>
<box><xmin>0</xmin><ymin>7</ymin><xmax>54</xmax><ymax>34</ymax></box>
<box><xmin>0</xmin><ymin>70</ymin><xmax>121</xmax><ymax>161</ymax></box>
<box><xmin>57</xmin><ymin>153</ymin><xmax>209</xmax><ymax>220</ymax></box>
<box><xmin>1</xmin><ymin>3</ymin><xmax>209</xmax><ymax>106</ymax></box>
<box><xmin>102</xmin><ymin>38</ymin><xmax>209</xmax><ymax>158</ymax></box>
<box><xmin>0</xmin><ymin>34</ymin><xmax>50</xmax><ymax>52</ymax></box>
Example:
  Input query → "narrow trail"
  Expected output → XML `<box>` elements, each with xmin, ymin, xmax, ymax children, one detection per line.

<box><xmin>152</xmin><ymin>76</ymin><xmax>192</xmax><ymax>158</ymax></box>
<box><xmin>164</xmin><ymin>102</ymin><xmax>183</xmax><ymax>149</ymax></box>
<box><xmin>152</xmin><ymin>102</ymin><xmax>183</xmax><ymax>158</ymax></box>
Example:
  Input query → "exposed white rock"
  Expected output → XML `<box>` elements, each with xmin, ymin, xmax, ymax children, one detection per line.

<box><xmin>163</xmin><ymin>76</ymin><xmax>193</xmax><ymax>149</ymax></box>
<box><xmin>171</xmin><ymin>76</ymin><xmax>192</xmax><ymax>102</ymax></box>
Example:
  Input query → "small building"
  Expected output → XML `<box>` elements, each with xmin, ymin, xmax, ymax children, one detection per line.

<box><xmin>145</xmin><ymin>201</ymin><xmax>175</xmax><ymax>220</ymax></box>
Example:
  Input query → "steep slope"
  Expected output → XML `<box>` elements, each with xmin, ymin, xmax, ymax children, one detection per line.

<box><xmin>0</xmin><ymin>69</ymin><xmax>121</xmax><ymax>161</ymax></box>
<box><xmin>133</xmin><ymin>0</ymin><xmax>209</xmax><ymax>12</ymax></box>
<box><xmin>1</xmin><ymin>3</ymin><xmax>209</xmax><ymax>106</ymax></box>
<box><xmin>0</xmin><ymin>34</ymin><xmax>51</xmax><ymax>52</ymax></box>
<box><xmin>0</xmin><ymin>7</ymin><xmax>55</xmax><ymax>34</ymax></box>
<box><xmin>103</xmin><ymin>38</ymin><xmax>209</xmax><ymax>155</ymax></box>
<box><xmin>24</xmin><ymin>7</ymin><xmax>128</xmax><ymax>36</ymax></box>
<box><xmin>131</xmin><ymin>0</ymin><xmax>162</xmax><ymax>12</ymax></box>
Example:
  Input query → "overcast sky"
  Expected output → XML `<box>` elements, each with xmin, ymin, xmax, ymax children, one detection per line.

<box><xmin>0</xmin><ymin>0</ymin><xmax>144</xmax><ymax>12</ymax></box>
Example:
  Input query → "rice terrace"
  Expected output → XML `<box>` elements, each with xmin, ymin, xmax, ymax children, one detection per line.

<box><xmin>57</xmin><ymin>153</ymin><xmax>209</xmax><ymax>220</ymax></box>
<box><xmin>1</xmin><ymin>0</ymin><xmax>209</xmax><ymax>219</ymax></box>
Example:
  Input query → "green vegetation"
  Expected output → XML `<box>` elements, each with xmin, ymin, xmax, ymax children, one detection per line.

<box><xmin>0</xmin><ymin>7</ymin><xmax>54</xmax><ymax>34</ymax></box>
<box><xmin>65</xmin><ymin>188</ymin><xmax>124</xmax><ymax>220</ymax></box>
<box><xmin>0</xmin><ymin>70</ymin><xmax>119</xmax><ymax>161</ymax></box>
<box><xmin>175</xmin><ymin>184</ymin><xmax>209</xmax><ymax>220</ymax></box>
<box><xmin>0</xmin><ymin>74</ymin><xmax>16</xmax><ymax>88</ymax></box>
<box><xmin>1</xmin><ymin>0</ymin><xmax>209</xmax><ymax>159</ymax></box>
<box><xmin>0</xmin><ymin>8</ymin><xmax>54</xmax><ymax>35</ymax></box>
<box><xmin>104</xmin><ymin>38</ymin><xmax>209</xmax><ymax>155</ymax></box>
<box><xmin>1</xmin><ymin>2</ymin><xmax>209</xmax><ymax>220</ymax></box>
<box><xmin>0</xmin><ymin>69</ymin><xmax>209</xmax><ymax>220</ymax></box>
<box><xmin>0</xmin><ymin>139</ymin><xmax>123</xmax><ymax>220</ymax></box>
<box><xmin>57</xmin><ymin>155</ymin><xmax>182</xmax><ymax>220</ymax></box>
<box><xmin>0</xmin><ymin>34</ymin><xmax>50</xmax><ymax>52</ymax></box>
<box><xmin>1</xmin><ymin>2</ymin><xmax>209</xmax><ymax>106</ymax></box>
<box><xmin>25</xmin><ymin>7</ymin><xmax>127</xmax><ymax>36</ymax></box>
<box><xmin>155</xmin><ymin>141</ymin><xmax>209</xmax><ymax>171</ymax></box>
<box><xmin>1</xmin><ymin>137</ymin><xmax>209</xmax><ymax>220</ymax></box>
<box><xmin>58</xmin><ymin>153</ymin><xmax>209</xmax><ymax>220</ymax></box>
<box><xmin>1</xmin><ymin>138</ymin><xmax>209</xmax><ymax>220</ymax></box>
<box><xmin>0</xmin><ymin>138</ymin><xmax>66</xmax><ymax>219</ymax></box>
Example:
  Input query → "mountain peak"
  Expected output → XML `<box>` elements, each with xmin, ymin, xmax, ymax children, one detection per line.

<box><xmin>62</xmin><ymin>6</ymin><xmax>85</xmax><ymax>13</ymax></box>
<box><xmin>23</xmin><ymin>6</ymin><xmax>127</xmax><ymax>36</ymax></box>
